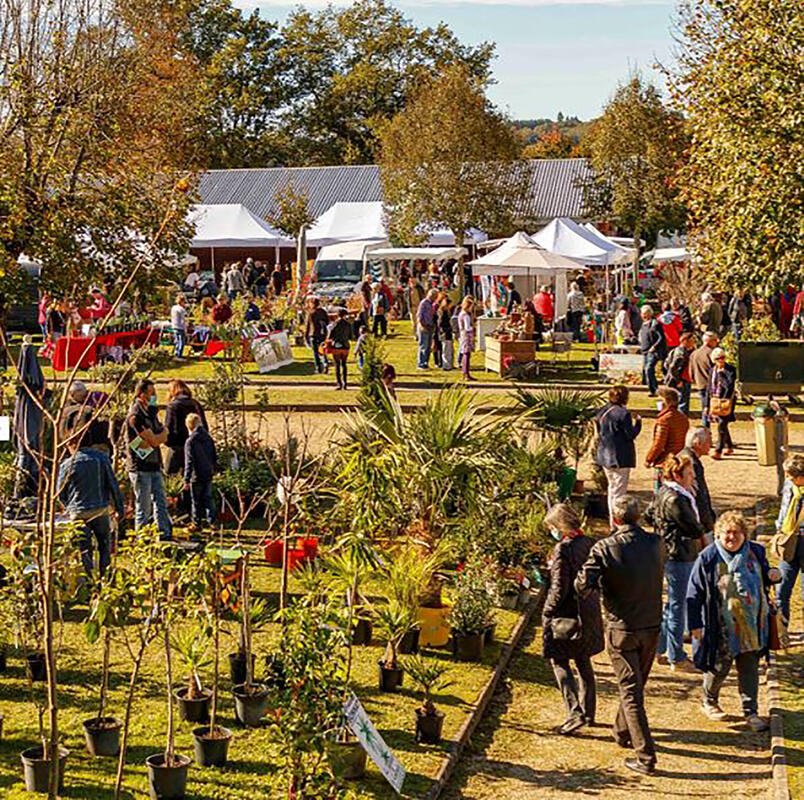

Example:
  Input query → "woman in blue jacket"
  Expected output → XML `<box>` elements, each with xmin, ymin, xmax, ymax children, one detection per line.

<box><xmin>686</xmin><ymin>510</ymin><xmax>779</xmax><ymax>732</ymax></box>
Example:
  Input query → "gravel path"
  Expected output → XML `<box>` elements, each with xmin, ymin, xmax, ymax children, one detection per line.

<box><xmin>445</xmin><ymin>420</ymin><xmax>802</xmax><ymax>800</ymax></box>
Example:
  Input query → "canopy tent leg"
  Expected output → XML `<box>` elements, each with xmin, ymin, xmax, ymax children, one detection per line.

<box><xmin>211</xmin><ymin>247</ymin><xmax>215</xmax><ymax>273</ymax></box>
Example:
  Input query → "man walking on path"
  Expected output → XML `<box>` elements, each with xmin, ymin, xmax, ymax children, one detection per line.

<box><xmin>638</xmin><ymin>305</ymin><xmax>666</xmax><ymax>397</ymax></box>
<box><xmin>576</xmin><ymin>496</ymin><xmax>664</xmax><ymax>776</ymax></box>
<box><xmin>690</xmin><ymin>332</ymin><xmax>718</xmax><ymax>427</ymax></box>
<box><xmin>681</xmin><ymin>427</ymin><xmax>716</xmax><ymax>536</ymax></box>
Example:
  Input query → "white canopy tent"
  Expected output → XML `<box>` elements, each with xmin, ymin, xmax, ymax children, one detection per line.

<box><xmin>189</xmin><ymin>204</ymin><xmax>291</xmax><ymax>270</ymax></box>
<box><xmin>425</xmin><ymin>227</ymin><xmax>487</xmax><ymax>247</ymax></box>
<box><xmin>581</xmin><ymin>223</ymin><xmax>640</xmax><ymax>262</ymax></box>
<box><xmin>468</xmin><ymin>232</ymin><xmax>586</xmax><ymax>317</ymax></box>
<box><xmin>650</xmin><ymin>247</ymin><xmax>689</xmax><ymax>263</ymax></box>
<box><xmin>532</xmin><ymin>217</ymin><xmax>629</xmax><ymax>266</ymax></box>
<box><xmin>306</xmin><ymin>202</ymin><xmax>386</xmax><ymax>247</ymax></box>
<box><xmin>368</xmin><ymin>246</ymin><xmax>467</xmax><ymax>261</ymax></box>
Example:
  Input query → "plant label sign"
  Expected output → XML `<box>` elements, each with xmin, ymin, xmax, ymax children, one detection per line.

<box><xmin>343</xmin><ymin>693</ymin><xmax>405</xmax><ymax>794</ymax></box>
<box><xmin>598</xmin><ymin>352</ymin><xmax>644</xmax><ymax>379</ymax></box>
<box><xmin>0</xmin><ymin>416</ymin><xmax>9</xmax><ymax>441</ymax></box>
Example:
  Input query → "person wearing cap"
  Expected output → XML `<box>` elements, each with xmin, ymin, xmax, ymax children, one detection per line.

<box><xmin>370</xmin><ymin>282</ymin><xmax>390</xmax><ymax>337</ymax></box>
<box><xmin>707</xmin><ymin>347</ymin><xmax>736</xmax><ymax>459</ymax></box>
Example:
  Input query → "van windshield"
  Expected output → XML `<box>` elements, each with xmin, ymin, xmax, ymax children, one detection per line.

<box><xmin>315</xmin><ymin>259</ymin><xmax>363</xmax><ymax>283</ymax></box>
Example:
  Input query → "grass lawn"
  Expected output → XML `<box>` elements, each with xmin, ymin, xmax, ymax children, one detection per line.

<box><xmin>0</xmin><ymin>527</ymin><xmax>523</xmax><ymax>799</ymax></box>
<box><xmin>777</xmin><ymin>590</ymin><xmax>804</xmax><ymax>799</ymax></box>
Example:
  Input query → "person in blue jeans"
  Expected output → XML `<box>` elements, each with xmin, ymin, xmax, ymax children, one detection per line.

<box><xmin>183</xmin><ymin>413</ymin><xmax>217</xmax><ymax>531</ymax></box>
<box><xmin>58</xmin><ymin>416</ymin><xmax>125</xmax><ymax>577</ymax></box>
<box><xmin>775</xmin><ymin>454</ymin><xmax>804</xmax><ymax>627</ymax></box>
<box><xmin>653</xmin><ymin>452</ymin><xmax>705</xmax><ymax>670</ymax></box>
<box><xmin>638</xmin><ymin>305</ymin><xmax>666</xmax><ymax>397</ymax></box>
<box><xmin>126</xmin><ymin>379</ymin><xmax>172</xmax><ymax>540</ymax></box>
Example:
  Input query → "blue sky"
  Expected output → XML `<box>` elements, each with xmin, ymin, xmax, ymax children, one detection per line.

<box><xmin>235</xmin><ymin>1</ymin><xmax>678</xmax><ymax>120</ymax></box>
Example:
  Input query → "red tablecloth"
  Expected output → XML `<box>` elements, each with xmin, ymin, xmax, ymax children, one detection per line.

<box><xmin>52</xmin><ymin>328</ymin><xmax>158</xmax><ymax>371</ymax></box>
<box><xmin>203</xmin><ymin>339</ymin><xmax>235</xmax><ymax>357</ymax></box>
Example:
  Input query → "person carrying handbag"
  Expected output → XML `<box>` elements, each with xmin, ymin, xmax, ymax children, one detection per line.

<box><xmin>707</xmin><ymin>347</ymin><xmax>736</xmax><ymax>459</ymax></box>
<box><xmin>541</xmin><ymin>504</ymin><xmax>603</xmax><ymax>736</ymax></box>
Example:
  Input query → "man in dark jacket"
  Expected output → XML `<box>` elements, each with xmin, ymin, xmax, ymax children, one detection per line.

<box><xmin>663</xmin><ymin>332</ymin><xmax>696</xmax><ymax>414</ymax></box>
<box><xmin>306</xmin><ymin>297</ymin><xmax>330</xmax><ymax>374</ymax></box>
<box><xmin>594</xmin><ymin>385</ymin><xmax>642</xmax><ymax>528</ymax></box>
<box><xmin>681</xmin><ymin>427</ymin><xmax>716</xmax><ymax>534</ymax></box>
<box><xmin>575</xmin><ymin>496</ymin><xmax>663</xmax><ymax>776</ymax></box>
<box><xmin>638</xmin><ymin>305</ymin><xmax>666</xmax><ymax>396</ymax></box>
<box><xmin>183</xmin><ymin>413</ymin><xmax>217</xmax><ymax>530</ymax></box>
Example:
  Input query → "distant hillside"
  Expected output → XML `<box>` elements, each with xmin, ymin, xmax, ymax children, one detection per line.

<box><xmin>513</xmin><ymin>114</ymin><xmax>593</xmax><ymax>146</ymax></box>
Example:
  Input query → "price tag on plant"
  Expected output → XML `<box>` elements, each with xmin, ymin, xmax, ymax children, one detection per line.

<box><xmin>343</xmin><ymin>692</ymin><xmax>405</xmax><ymax>794</ymax></box>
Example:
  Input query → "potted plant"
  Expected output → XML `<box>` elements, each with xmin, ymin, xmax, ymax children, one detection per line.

<box><xmin>144</xmin><ymin>546</ymin><xmax>194</xmax><ymax>800</ymax></box>
<box><xmin>382</xmin><ymin>546</ymin><xmax>430</xmax><ymax>655</ymax></box>
<box><xmin>326</xmin><ymin>550</ymin><xmax>373</xmax><ymax>646</ymax></box>
<box><xmin>231</xmin><ymin>553</ymin><xmax>271</xmax><ymax>727</ymax></box>
<box><xmin>449</xmin><ymin>564</ymin><xmax>494</xmax><ymax>662</ymax></box>
<box><xmin>192</xmin><ymin>549</ymin><xmax>233</xmax><ymax>768</ymax></box>
<box><xmin>405</xmin><ymin>655</ymin><xmax>453</xmax><ymax>744</ymax></box>
<box><xmin>374</xmin><ymin>601</ymin><xmax>418</xmax><ymax>692</ymax></box>
<box><xmin>173</xmin><ymin>625</ymin><xmax>213</xmax><ymax>724</ymax></box>
<box><xmin>82</xmin><ymin>625</ymin><xmax>122</xmax><ymax>757</ymax></box>
<box><xmin>584</xmin><ymin>464</ymin><xmax>609</xmax><ymax>520</ymax></box>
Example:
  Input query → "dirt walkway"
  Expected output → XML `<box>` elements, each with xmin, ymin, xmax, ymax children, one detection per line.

<box><xmin>445</xmin><ymin>420</ymin><xmax>802</xmax><ymax>800</ymax></box>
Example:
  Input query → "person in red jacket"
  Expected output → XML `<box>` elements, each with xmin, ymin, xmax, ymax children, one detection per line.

<box><xmin>659</xmin><ymin>302</ymin><xmax>682</xmax><ymax>350</ymax></box>
<box><xmin>534</xmin><ymin>285</ymin><xmax>554</xmax><ymax>324</ymax></box>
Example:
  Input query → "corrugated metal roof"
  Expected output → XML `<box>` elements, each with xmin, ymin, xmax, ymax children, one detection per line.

<box><xmin>198</xmin><ymin>158</ymin><xmax>592</xmax><ymax>225</ymax></box>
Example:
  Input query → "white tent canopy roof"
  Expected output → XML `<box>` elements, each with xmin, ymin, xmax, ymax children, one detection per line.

<box><xmin>468</xmin><ymin>231</ymin><xmax>583</xmax><ymax>275</ymax></box>
<box><xmin>581</xmin><ymin>223</ymin><xmax>639</xmax><ymax>260</ymax></box>
<box><xmin>532</xmin><ymin>217</ymin><xmax>629</xmax><ymax>265</ymax></box>
<box><xmin>369</xmin><ymin>246</ymin><xmax>466</xmax><ymax>261</ymax></box>
<box><xmin>426</xmin><ymin>227</ymin><xmax>487</xmax><ymax>246</ymax></box>
<box><xmin>651</xmin><ymin>247</ymin><xmax>689</xmax><ymax>263</ymax></box>
<box><xmin>189</xmin><ymin>204</ymin><xmax>291</xmax><ymax>248</ymax></box>
<box><xmin>306</xmin><ymin>202</ymin><xmax>386</xmax><ymax>247</ymax></box>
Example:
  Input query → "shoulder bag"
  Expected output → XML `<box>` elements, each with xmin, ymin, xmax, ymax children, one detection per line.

<box><xmin>709</xmin><ymin>396</ymin><xmax>733</xmax><ymax>417</ymax></box>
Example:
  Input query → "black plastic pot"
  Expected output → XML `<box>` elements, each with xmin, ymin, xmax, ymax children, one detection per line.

<box><xmin>145</xmin><ymin>753</ymin><xmax>191</xmax><ymax>800</ymax></box>
<box><xmin>174</xmin><ymin>688</ymin><xmax>211</xmax><ymax>724</ymax></box>
<box><xmin>227</xmin><ymin>652</ymin><xmax>256</xmax><ymax>685</ymax></box>
<box><xmin>0</xmin><ymin>646</ymin><xmax>6</xmax><ymax>672</ymax></box>
<box><xmin>192</xmin><ymin>726</ymin><xmax>232</xmax><ymax>768</ymax></box>
<box><xmin>483</xmin><ymin>623</ymin><xmax>496</xmax><ymax>647</ymax></box>
<box><xmin>453</xmin><ymin>631</ymin><xmax>485</xmax><ymax>662</ymax></box>
<box><xmin>26</xmin><ymin>652</ymin><xmax>47</xmax><ymax>682</ymax></box>
<box><xmin>326</xmin><ymin>737</ymin><xmax>367</xmax><ymax>780</ymax></box>
<box><xmin>351</xmin><ymin>619</ymin><xmax>372</xmax><ymax>646</ymax></box>
<box><xmin>0</xmin><ymin>713</ymin><xmax>4</xmax><ymax>741</ymax></box>
<box><xmin>398</xmin><ymin>628</ymin><xmax>420</xmax><ymax>655</ymax></box>
<box><xmin>584</xmin><ymin>492</ymin><xmax>609</xmax><ymax>520</ymax></box>
<box><xmin>83</xmin><ymin>716</ymin><xmax>122</xmax><ymax>757</ymax></box>
<box><xmin>377</xmin><ymin>660</ymin><xmax>404</xmax><ymax>692</ymax></box>
<box><xmin>415</xmin><ymin>708</ymin><xmax>445</xmax><ymax>744</ymax></box>
<box><xmin>233</xmin><ymin>683</ymin><xmax>270</xmax><ymax>727</ymax></box>
<box><xmin>20</xmin><ymin>746</ymin><xmax>68</xmax><ymax>794</ymax></box>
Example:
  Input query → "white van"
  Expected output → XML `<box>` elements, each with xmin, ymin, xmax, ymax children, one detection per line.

<box><xmin>309</xmin><ymin>240</ymin><xmax>389</xmax><ymax>301</ymax></box>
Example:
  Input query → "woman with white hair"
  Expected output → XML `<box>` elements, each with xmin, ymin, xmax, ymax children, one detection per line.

<box><xmin>707</xmin><ymin>347</ymin><xmax>736</xmax><ymax>459</ymax></box>
<box><xmin>566</xmin><ymin>281</ymin><xmax>587</xmax><ymax>342</ymax></box>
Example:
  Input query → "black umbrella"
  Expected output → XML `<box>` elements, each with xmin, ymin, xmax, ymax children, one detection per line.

<box><xmin>13</xmin><ymin>336</ymin><xmax>45</xmax><ymax>499</ymax></box>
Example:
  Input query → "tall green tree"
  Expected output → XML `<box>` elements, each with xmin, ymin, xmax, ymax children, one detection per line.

<box><xmin>0</xmin><ymin>0</ymin><xmax>203</xmax><ymax>298</ymax></box>
<box><xmin>278</xmin><ymin>0</ymin><xmax>495</xmax><ymax>165</ymax></box>
<box><xmin>182</xmin><ymin>0</ymin><xmax>289</xmax><ymax>168</ymax></box>
<box><xmin>583</xmin><ymin>73</ymin><xmax>687</xmax><ymax>276</ymax></box>
<box><xmin>265</xmin><ymin>184</ymin><xmax>315</xmax><ymax>242</ymax></box>
<box><xmin>669</xmin><ymin>0</ymin><xmax>803</xmax><ymax>291</ymax></box>
<box><xmin>377</xmin><ymin>65</ymin><xmax>532</xmax><ymax>250</ymax></box>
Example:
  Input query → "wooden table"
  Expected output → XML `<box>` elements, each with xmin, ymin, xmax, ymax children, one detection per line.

<box><xmin>484</xmin><ymin>337</ymin><xmax>537</xmax><ymax>376</ymax></box>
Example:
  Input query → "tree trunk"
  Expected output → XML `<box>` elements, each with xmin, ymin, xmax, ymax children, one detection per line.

<box><xmin>210</xmin><ymin>589</ymin><xmax>219</xmax><ymax>734</ymax></box>
<box><xmin>99</xmin><ymin>629</ymin><xmax>111</xmax><ymax>720</ymax></box>
<box><xmin>114</xmin><ymin>639</ymin><xmax>147</xmax><ymax>799</ymax></box>
<box><xmin>241</xmin><ymin>554</ymin><xmax>252</xmax><ymax>690</ymax></box>
<box><xmin>164</xmin><ymin>622</ymin><xmax>175</xmax><ymax>765</ymax></box>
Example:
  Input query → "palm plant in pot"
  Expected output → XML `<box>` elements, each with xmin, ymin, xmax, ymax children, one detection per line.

<box><xmin>173</xmin><ymin>625</ymin><xmax>213</xmax><ymax>725</ymax></box>
<box><xmin>326</xmin><ymin>549</ymin><xmax>374</xmax><ymax>646</ymax></box>
<box><xmin>449</xmin><ymin>563</ymin><xmax>494</xmax><ymax>662</ymax></box>
<box><xmin>405</xmin><ymin>655</ymin><xmax>453</xmax><ymax>744</ymax></box>
<box><xmin>374</xmin><ymin>600</ymin><xmax>418</xmax><ymax>692</ymax></box>
<box><xmin>381</xmin><ymin>545</ymin><xmax>434</xmax><ymax>655</ymax></box>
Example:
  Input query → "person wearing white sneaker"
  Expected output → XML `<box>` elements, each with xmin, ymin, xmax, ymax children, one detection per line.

<box><xmin>687</xmin><ymin>511</ymin><xmax>778</xmax><ymax>734</ymax></box>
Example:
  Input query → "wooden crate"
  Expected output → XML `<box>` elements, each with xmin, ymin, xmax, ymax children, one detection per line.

<box><xmin>484</xmin><ymin>337</ymin><xmax>537</xmax><ymax>376</ymax></box>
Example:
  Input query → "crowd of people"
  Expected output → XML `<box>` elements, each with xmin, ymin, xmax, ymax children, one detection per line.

<box><xmin>540</xmin><ymin>379</ymin><xmax>804</xmax><ymax>775</ymax></box>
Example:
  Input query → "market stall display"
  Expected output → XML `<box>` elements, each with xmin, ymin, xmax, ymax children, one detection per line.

<box><xmin>52</xmin><ymin>328</ymin><xmax>158</xmax><ymax>371</ymax></box>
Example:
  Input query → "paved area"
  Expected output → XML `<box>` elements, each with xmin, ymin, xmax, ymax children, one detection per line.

<box><xmin>445</xmin><ymin>421</ymin><xmax>802</xmax><ymax>800</ymax></box>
